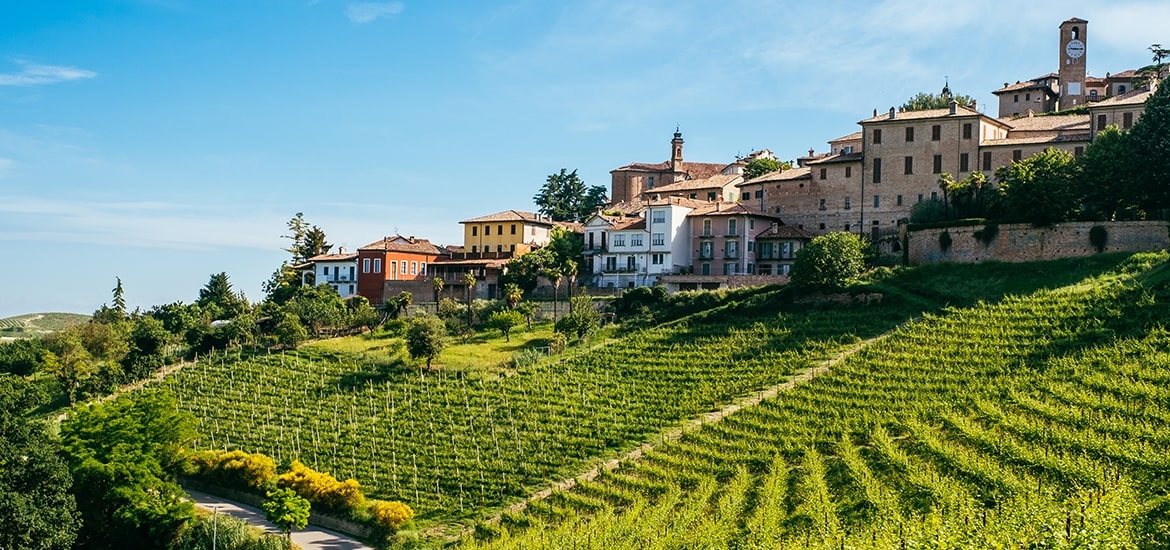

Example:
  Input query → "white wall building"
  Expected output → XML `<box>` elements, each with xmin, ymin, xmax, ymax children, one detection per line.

<box><xmin>299</xmin><ymin>249</ymin><xmax>359</xmax><ymax>298</ymax></box>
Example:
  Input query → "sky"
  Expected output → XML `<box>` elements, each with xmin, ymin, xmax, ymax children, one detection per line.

<box><xmin>0</xmin><ymin>0</ymin><xmax>1166</xmax><ymax>318</ymax></box>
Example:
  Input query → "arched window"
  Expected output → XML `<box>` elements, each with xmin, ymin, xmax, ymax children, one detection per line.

<box><xmin>1071</xmin><ymin>26</ymin><xmax>1079</xmax><ymax>39</ymax></box>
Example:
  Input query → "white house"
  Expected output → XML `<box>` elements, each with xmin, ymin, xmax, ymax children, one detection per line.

<box><xmin>646</xmin><ymin>196</ymin><xmax>704</xmax><ymax>275</ymax></box>
<box><xmin>299</xmin><ymin>248</ymin><xmax>359</xmax><ymax>298</ymax></box>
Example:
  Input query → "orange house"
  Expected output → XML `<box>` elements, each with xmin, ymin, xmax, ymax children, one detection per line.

<box><xmin>356</xmin><ymin>235</ymin><xmax>443</xmax><ymax>304</ymax></box>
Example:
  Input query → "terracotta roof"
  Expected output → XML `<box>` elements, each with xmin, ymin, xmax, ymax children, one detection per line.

<box><xmin>739</xmin><ymin>166</ymin><xmax>811</xmax><ymax>186</ymax></box>
<box><xmin>606</xmin><ymin>200</ymin><xmax>647</xmax><ymax>214</ymax></box>
<box><xmin>1091</xmin><ymin>86</ymin><xmax>1155</xmax><ymax>107</ymax></box>
<box><xmin>687</xmin><ymin>202</ymin><xmax>781</xmax><ymax>219</ymax></box>
<box><xmin>993</xmin><ymin>75</ymin><xmax>1059</xmax><ymax>94</ymax></box>
<box><xmin>612</xmin><ymin>160</ymin><xmax>728</xmax><ymax>180</ymax></box>
<box><xmin>648</xmin><ymin>173</ymin><xmax>742</xmax><ymax>195</ymax></box>
<box><xmin>460</xmin><ymin>210</ymin><xmax>555</xmax><ymax>225</ymax></box>
<box><xmin>645</xmin><ymin>196</ymin><xmax>709</xmax><ymax>209</ymax></box>
<box><xmin>358</xmin><ymin>235</ymin><xmax>444</xmax><ymax>255</ymax></box>
<box><xmin>806</xmin><ymin>152</ymin><xmax>864</xmax><ymax>165</ymax></box>
<box><xmin>1106</xmin><ymin>69</ymin><xmax>1138</xmax><ymax>81</ymax></box>
<box><xmin>830</xmin><ymin>131</ymin><xmax>862</xmax><ymax>143</ymax></box>
<box><xmin>755</xmin><ymin>225</ymin><xmax>817</xmax><ymax>240</ymax></box>
<box><xmin>1003</xmin><ymin>113</ymin><xmax>1090</xmax><ymax>132</ymax></box>
<box><xmin>981</xmin><ymin>133</ymin><xmax>1091</xmax><ymax>147</ymax></box>
<box><xmin>859</xmin><ymin>105</ymin><xmax>984</xmax><ymax>123</ymax></box>
<box><xmin>612</xmin><ymin>218</ymin><xmax>647</xmax><ymax>231</ymax></box>
<box><xmin>304</xmin><ymin>252</ymin><xmax>358</xmax><ymax>262</ymax></box>
<box><xmin>431</xmin><ymin>257</ymin><xmax>508</xmax><ymax>268</ymax></box>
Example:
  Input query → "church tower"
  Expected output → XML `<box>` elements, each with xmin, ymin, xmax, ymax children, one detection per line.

<box><xmin>670</xmin><ymin>128</ymin><xmax>685</xmax><ymax>181</ymax></box>
<box><xmin>1058</xmin><ymin>18</ymin><xmax>1087</xmax><ymax>110</ymax></box>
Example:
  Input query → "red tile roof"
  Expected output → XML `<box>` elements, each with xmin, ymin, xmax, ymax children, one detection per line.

<box><xmin>687</xmin><ymin>202</ymin><xmax>781</xmax><ymax>219</ymax></box>
<box><xmin>358</xmin><ymin>235</ymin><xmax>444</xmax><ymax>254</ymax></box>
<box><xmin>739</xmin><ymin>166</ymin><xmax>811</xmax><ymax>185</ymax></box>
<box><xmin>755</xmin><ymin>225</ymin><xmax>817</xmax><ymax>240</ymax></box>
<box><xmin>460</xmin><ymin>210</ymin><xmax>555</xmax><ymax>225</ymax></box>
<box><xmin>647</xmin><ymin>173</ymin><xmax>742</xmax><ymax>195</ymax></box>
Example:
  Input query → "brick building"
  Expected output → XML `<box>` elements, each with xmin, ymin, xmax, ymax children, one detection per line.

<box><xmin>356</xmin><ymin>235</ymin><xmax>444</xmax><ymax>305</ymax></box>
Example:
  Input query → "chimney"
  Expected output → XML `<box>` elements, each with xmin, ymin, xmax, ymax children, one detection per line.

<box><xmin>873</xmin><ymin>108</ymin><xmax>878</xmax><ymax>118</ymax></box>
<box><xmin>1004</xmin><ymin>82</ymin><xmax>1009</xmax><ymax>88</ymax></box>
<box><xmin>888</xmin><ymin>107</ymin><xmax>896</xmax><ymax>120</ymax></box>
<box><xmin>949</xmin><ymin>99</ymin><xmax>958</xmax><ymax>115</ymax></box>
<box><xmin>771</xmin><ymin>221</ymin><xmax>779</xmax><ymax>233</ymax></box>
<box><xmin>971</xmin><ymin>99</ymin><xmax>978</xmax><ymax>111</ymax></box>
<box><xmin>808</xmin><ymin>148</ymin><xmax>815</xmax><ymax>157</ymax></box>
<box><xmin>338</xmin><ymin>246</ymin><xmax>345</xmax><ymax>254</ymax></box>
<box><xmin>409</xmin><ymin>235</ymin><xmax>415</xmax><ymax>242</ymax></box>
<box><xmin>1026</xmin><ymin>108</ymin><xmax>1034</xmax><ymax>118</ymax></box>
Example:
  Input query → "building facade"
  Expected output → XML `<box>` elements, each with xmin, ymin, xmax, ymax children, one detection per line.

<box><xmin>297</xmin><ymin>249</ymin><xmax>359</xmax><ymax>298</ymax></box>
<box><xmin>356</xmin><ymin>235</ymin><xmax>444</xmax><ymax>304</ymax></box>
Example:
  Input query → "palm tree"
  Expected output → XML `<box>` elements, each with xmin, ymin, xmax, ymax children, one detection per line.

<box><xmin>545</xmin><ymin>267</ymin><xmax>563</xmax><ymax>319</ymax></box>
<box><xmin>504</xmin><ymin>283</ymin><xmax>522</xmax><ymax>309</ymax></box>
<box><xmin>432</xmin><ymin>276</ymin><xmax>444</xmax><ymax>305</ymax></box>
<box><xmin>565</xmin><ymin>261</ymin><xmax>578</xmax><ymax>313</ymax></box>
<box><xmin>463</xmin><ymin>272</ymin><xmax>477</xmax><ymax>327</ymax></box>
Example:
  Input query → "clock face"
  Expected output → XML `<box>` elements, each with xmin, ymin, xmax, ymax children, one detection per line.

<box><xmin>1066</xmin><ymin>39</ymin><xmax>1085</xmax><ymax>59</ymax></box>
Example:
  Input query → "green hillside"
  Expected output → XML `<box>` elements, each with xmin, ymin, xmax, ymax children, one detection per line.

<box><xmin>146</xmin><ymin>252</ymin><xmax>1169</xmax><ymax>544</ymax></box>
<box><xmin>465</xmin><ymin>252</ymin><xmax>1170</xmax><ymax>549</ymax></box>
<box><xmin>0</xmin><ymin>312</ymin><xmax>90</xmax><ymax>339</ymax></box>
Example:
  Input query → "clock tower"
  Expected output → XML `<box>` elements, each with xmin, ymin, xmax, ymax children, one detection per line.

<box><xmin>1058</xmin><ymin>18</ymin><xmax>1087</xmax><ymax>110</ymax></box>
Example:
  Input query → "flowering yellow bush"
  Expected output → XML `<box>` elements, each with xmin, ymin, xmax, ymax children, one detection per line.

<box><xmin>189</xmin><ymin>449</ymin><xmax>275</xmax><ymax>489</ymax></box>
<box><xmin>277</xmin><ymin>460</ymin><xmax>366</xmax><ymax>513</ymax></box>
<box><xmin>368</xmin><ymin>500</ymin><xmax>414</xmax><ymax>530</ymax></box>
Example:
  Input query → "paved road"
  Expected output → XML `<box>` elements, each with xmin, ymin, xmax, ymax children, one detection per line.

<box><xmin>185</xmin><ymin>488</ymin><xmax>372</xmax><ymax>550</ymax></box>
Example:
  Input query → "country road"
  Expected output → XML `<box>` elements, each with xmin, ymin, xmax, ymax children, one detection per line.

<box><xmin>185</xmin><ymin>488</ymin><xmax>372</xmax><ymax>550</ymax></box>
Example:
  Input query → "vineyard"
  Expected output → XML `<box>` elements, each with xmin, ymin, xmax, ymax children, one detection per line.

<box><xmin>463</xmin><ymin>252</ymin><xmax>1170</xmax><ymax>548</ymax></box>
<box><xmin>0</xmin><ymin>312</ymin><xmax>90</xmax><ymax>338</ymax></box>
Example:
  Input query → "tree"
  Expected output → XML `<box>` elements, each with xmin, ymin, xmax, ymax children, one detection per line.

<box><xmin>300</xmin><ymin>225</ymin><xmax>332</xmax><ymax>261</ymax></box>
<box><xmin>263</xmin><ymin>487</ymin><xmax>311</xmax><ymax>545</ymax></box>
<box><xmin>486</xmin><ymin>310</ymin><xmax>523</xmax><ymax>342</ymax></box>
<box><xmin>43</xmin><ymin>329</ymin><xmax>95</xmax><ymax>405</ymax></box>
<box><xmin>1126</xmin><ymin>78</ymin><xmax>1170</xmax><ymax>214</ymax></box>
<box><xmin>742</xmin><ymin>157</ymin><xmax>792</xmax><ymax>181</ymax></box>
<box><xmin>791</xmin><ymin>232</ymin><xmax>867</xmax><ymax>289</ymax></box>
<box><xmin>463</xmin><ymin>272</ymin><xmax>477</xmax><ymax>327</ymax></box>
<box><xmin>60</xmin><ymin>393</ymin><xmax>195</xmax><ymax>548</ymax></box>
<box><xmin>554</xmin><ymin>296</ymin><xmax>601</xmax><ymax>342</ymax></box>
<box><xmin>545</xmin><ymin>266</ymin><xmax>563</xmax><ymax>319</ymax></box>
<box><xmin>900</xmin><ymin>90</ymin><xmax>975</xmax><ymax>112</ymax></box>
<box><xmin>504</xmin><ymin>283</ymin><xmax>523</xmax><ymax>309</ymax></box>
<box><xmin>282</xmin><ymin>212</ymin><xmax>311</xmax><ymax>264</ymax></box>
<box><xmin>1078</xmin><ymin>125</ymin><xmax>1142</xmax><ymax>220</ymax></box>
<box><xmin>112</xmin><ymin>277</ymin><xmax>127</xmax><ymax>316</ymax></box>
<box><xmin>533</xmin><ymin>168</ymin><xmax>606</xmax><ymax>222</ymax></box>
<box><xmin>197</xmin><ymin>272</ymin><xmax>249</xmax><ymax>320</ymax></box>
<box><xmin>516</xmin><ymin>301</ymin><xmax>539</xmax><ymax>330</ymax></box>
<box><xmin>0</xmin><ymin>337</ymin><xmax>46</xmax><ymax>376</ymax></box>
<box><xmin>275</xmin><ymin>312</ymin><xmax>308</xmax><ymax>349</ymax></box>
<box><xmin>432</xmin><ymin>276</ymin><xmax>444</xmax><ymax>304</ymax></box>
<box><xmin>992</xmin><ymin>147</ymin><xmax>1079</xmax><ymax>224</ymax></box>
<box><xmin>0</xmin><ymin>377</ymin><xmax>79</xmax><ymax>550</ymax></box>
<box><xmin>405</xmin><ymin>315</ymin><xmax>446</xmax><ymax>368</ymax></box>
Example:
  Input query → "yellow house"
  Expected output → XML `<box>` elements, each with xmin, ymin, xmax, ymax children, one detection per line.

<box><xmin>460</xmin><ymin>210</ymin><xmax>557</xmax><ymax>255</ymax></box>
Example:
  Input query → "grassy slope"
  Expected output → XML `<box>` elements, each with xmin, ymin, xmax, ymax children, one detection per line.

<box><xmin>466</xmin><ymin>252</ymin><xmax>1170</xmax><ymax>549</ymax></box>
<box><xmin>153</xmin><ymin>253</ymin><xmax>1144</xmax><ymax>539</ymax></box>
<box><xmin>0</xmin><ymin>312</ymin><xmax>90</xmax><ymax>338</ymax></box>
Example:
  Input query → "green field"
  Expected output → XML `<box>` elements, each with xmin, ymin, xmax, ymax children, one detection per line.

<box><xmin>0</xmin><ymin>312</ymin><xmax>90</xmax><ymax>339</ymax></box>
<box><xmin>148</xmin><ymin>252</ymin><xmax>1169</xmax><ymax>544</ymax></box>
<box><xmin>465</xmin><ymin>252</ymin><xmax>1170</xmax><ymax>548</ymax></box>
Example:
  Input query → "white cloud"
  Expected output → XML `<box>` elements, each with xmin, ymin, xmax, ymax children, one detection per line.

<box><xmin>344</xmin><ymin>2</ymin><xmax>404</xmax><ymax>24</ymax></box>
<box><xmin>0</xmin><ymin>60</ymin><xmax>96</xmax><ymax>86</ymax></box>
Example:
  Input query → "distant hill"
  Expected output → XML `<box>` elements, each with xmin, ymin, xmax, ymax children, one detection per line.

<box><xmin>0</xmin><ymin>312</ymin><xmax>91</xmax><ymax>339</ymax></box>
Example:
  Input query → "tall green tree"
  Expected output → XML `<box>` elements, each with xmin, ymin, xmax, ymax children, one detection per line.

<box><xmin>486</xmin><ymin>310</ymin><xmax>523</xmax><ymax>342</ymax></box>
<box><xmin>1126</xmin><ymin>78</ymin><xmax>1170</xmax><ymax>213</ymax></box>
<box><xmin>533</xmin><ymin>168</ymin><xmax>607</xmax><ymax>221</ymax></box>
<box><xmin>1078</xmin><ymin>125</ymin><xmax>1142</xmax><ymax>220</ymax></box>
<box><xmin>42</xmin><ymin>329</ymin><xmax>95</xmax><ymax>405</ymax></box>
<box><xmin>463</xmin><ymin>272</ymin><xmax>477</xmax><ymax>327</ymax></box>
<box><xmin>791</xmin><ymin>232</ymin><xmax>867</xmax><ymax>289</ymax></box>
<box><xmin>61</xmin><ymin>393</ymin><xmax>195</xmax><ymax>549</ymax></box>
<box><xmin>300</xmin><ymin>225</ymin><xmax>332</xmax><ymax>261</ymax></box>
<box><xmin>282</xmin><ymin>212</ymin><xmax>311</xmax><ymax>263</ymax></box>
<box><xmin>992</xmin><ymin>148</ymin><xmax>1079</xmax><ymax>224</ymax></box>
<box><xmin>0</xmin><ymin>377</ymin><xmax>79</xmax><ymax>550</ymax></box>
<box><xmin>197</xmin><ymin>272</ymin><xmax>250</xmax><ymax>320</ymax></box>
<box><xmin>432</xmin><ymin>276</ymin><xmax>444</xmax><ymax>304</ymax></box>
<box><xmin>554</xmin><ymin>296</ymin><xmax>601</xmax><ymax>342</ymax></box>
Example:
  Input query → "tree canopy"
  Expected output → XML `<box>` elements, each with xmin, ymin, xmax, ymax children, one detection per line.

<box><xmin>742</xmin><ymin>157</ymin><xmax>793</xmax><ymax>180</ymax></box>
<box><xmin>992</xmin><ymin>147</ymin><xmax>1079</xmax><ymax>224</ymax></box>
<box><xmin>901</xmin><ymin>90</ymin><xmax>976</xmax><ymax>112</ymax></box>
<box><xmin>533</xmin><ymin>168</ymin><xmax>609</xmax><ymax>222</ymax></box>
<box><xmin>406</xmin><ymin>315</ymin><xmax>446</xmax><ymax>368</ymax></box>
<box><xmin>791</xmin><ymin>232</ymin><xmax>867</xmax><ymax>289</ymax></box>
<box><xmin>1125</xmin><ymin>77</ymin><xmax>1170</xmax><ymax>213</ymax></box>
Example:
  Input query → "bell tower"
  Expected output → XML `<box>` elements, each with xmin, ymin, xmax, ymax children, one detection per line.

<box><xmin>669</xmin><ymin>127</ymin><xmax>684</xmax><ymax>181</ymax></box>
<box><xmin>1058</xmin><ymin>18</ymin><xmax>1087</xmax><ymax>110</ymax></box>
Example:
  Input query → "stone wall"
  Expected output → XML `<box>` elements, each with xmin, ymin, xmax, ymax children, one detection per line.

<box><xmin>907</xmin><ymin>220</ymin><xmax>1169</xmax><ymax>264</ymax></box>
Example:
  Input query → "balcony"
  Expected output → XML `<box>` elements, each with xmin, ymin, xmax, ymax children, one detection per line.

<box><xmin>601</xmin><ymin>267</ymin><xmax>642</xmax><ymax>274</ymax></box>
<box><xmin>322</xmin><ymin>276</ymin><xmax>356</xmax><ymax>283</ymax></box>
<box><xmin>583</xmin><ymin>246</ymin><xmax>607</xmax><ymax>255</ymax></box>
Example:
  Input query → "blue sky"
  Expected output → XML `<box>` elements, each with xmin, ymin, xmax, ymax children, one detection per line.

<box><xmin>0</xmin><ymin>0</ymin><xmax>1166</xmax><ymax>317</ymax></box>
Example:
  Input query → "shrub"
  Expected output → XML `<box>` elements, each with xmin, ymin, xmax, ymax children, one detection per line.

<box><xmin>973</xmin><ymin>222</ymin><xmax>999</xmax><ymax>246</ymax></box>
<box><xmin>547</xmin><ymin>332</ymin><xmax>568</xmax><ymax>355</ymax></box>
<box><xmin>791</xmin><ymin>232</ymin><xmax>867</xmax><ymax>289</ymax></box>
<box><xmin>909</xmin><ymin>198</ymin><xmax>948</xmax><ymax>224</ymax></box>
<box><xmin>939</xmin><ymin>231</ymin><xmax>953</xmax><ymax>252</ymax></box>
<box><xmin>368</xmin><ymin>500</ymin><xmax>414</xmax><ymax>531</ymax></box>
<box><xmin>1090</xmin><ymin>225</ymin><xmax>1108</xmax><ymax>252</ymax></box>
<box><xmin>188</xmin><ymin>449</ymin><xmax>276</xmax><ymax>490</ymax></box>
<box><xmin>277</xmin><ymin>460</ymin><xmax>366</xmax><ymax>514</ymax></box>
<box><xmin>510</xmin><ymin>348</ymin><xmax>544</xmax><ymax>368</ymax></box>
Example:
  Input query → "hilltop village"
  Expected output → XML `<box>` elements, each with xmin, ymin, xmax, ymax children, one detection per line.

<box><xmin>298</xmin><ymin>17</ymin><xmax>1164</xmax><ymax>306</ymax></box>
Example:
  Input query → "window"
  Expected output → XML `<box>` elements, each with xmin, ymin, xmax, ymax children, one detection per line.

<box><xmin>931</xmin><ymin>191</ymin><xmax>938</xmax><ymax>201</ymax></box>
<box><xmin>1090</xmin><ymin>89</ymin><xmax>1098</xmax><ymax>99</ymax></box>
<box><xmin>932</xmin><ymin>154</ymin><xmax>942</xmax><ymax>174</ymax></box>
<box><xmin>510</xmin><ymin>244</ymin><xmax>515</xmax><ymax>252</ymax></box>
<box><xmin>373</xmin><ymin>259</ymin><xmax>382</xmax><ymax>273</ymax></box>
<box><xmin>873</xmin><ymin>158</ymin><xmax>882</xmax><ymax>183</ymax></box>
<box><xmin>652</xmin><ymin>211</ymin><xmax>665</xmax><ymax>223</ymax></box>
<box><xmin>819</xmin><ymin>198</ymin><xmax>826</xmax><ymax>210</ymax></box>
<box><xmin>873</xmin><ymin>195</ymin><xmax>880</xmax><ymax>208</ymax></box>
<box><xmin>904</xmin><ymin>156</ymin><xmax>913</xmax><ymax>175</ymax></box>
<box><xmin>845</xmin><ymin>166</ymin><xmax>852</xmax><ymax>178</ymax></box>
<box><xmin>626</xmin><ymin>256</ymin><xmax>636</xmax><ymax>271</ymax></box>
<box><xmin>613</xmin><ymin>235</ymin><xmax>625</xmax><ymax>247</ymax></box>
<box><xmin>701</xmin><ymin>263</ymin><xmax>711</xmax><ymax>276</ymax></box>
<box><xmin>1025</xmin><ymin>92</ymin><xmax>1031</xmax><ymax>101</ymax></box>
<box><xmin>873</xmin><ymin>129</ymin><xmax>882</xmax><ymax>144</ymax></box>
<box><xmin>963</xmin><ymin>123</ymin><xmax>973</xmax><ymax>139</ymax></box>
<box><xmin>420</xmin><ymin>262</ymin><xmax>427</xmax><ymax>276</ymax></box>
<box><xmin>497</xmin><ymin>224</ymin><xmax>503</xmax><ymax>235</ymax></box>
<box><xmin>496</xmin><ymin>245</ymin><xmax>503</xmax><ymax>253</ymax></box>
<box><xmin>605</xmin><ymin>257</ymin><xmax>617</xmax><ymax>271</ymax></box>
<box><xmin>819</xmin><ymin>168</ymin><xmax>827</xmax><ymax>180</ymax></box>
<box><xmin>723</xmin><ymin>263</ymin><xmax>739</xmax><ymax>275</ymax></box>
<box><xmin>780</xmin><ymin>242</ymin><xmax>794</xmax><ymax>259</ymax></box>
<box><xmin>960</xmin><ymin>153</ymin><xmax>969</xmax><ymax>172</ymax></box>
<box><xmin>728</xmin><ymin>219</ymin><xmax>737</xmax><ymax>236</ymax></box>
<box><xmin>931</xmin><ymin>125</ymin><xmax>941</xmax><ymax>141</ymax></box>
<box><xmin>700</xmin><ymin>242</ymin><xmax>714</xmax><ymax>259</ymax></box>
<box><xmin>484</xmin><ymin>225</ymin><xmax>490</xmax><ymax>235</ymax></box>
<box><xmin>472</xmin><ymin>226</ymin><xmax>478</xmax><ymax>236</ymax></box>
<box><xmin>362</xmin><ymin>258</ymin><xmax>371</xmax><ymax>273</ymax></box>
<box><xmin>742</xmin><ymin>192</ymin><xmax>751</xmax><ymax>201</ymax></box>
<box><xmin>896</xmin><ymin>195</ymin><xmax>903</xmax><ymax>206</ymax></box>
<box><xmin>749</xmin><ymin>219</ymin><xmax>754</xmax><ymax>230</ymax></box>
<box><xmin>905</xmin><ymin>127</ymin><xmax>914</xmax><ymax>142</ymax></box>
<box><xmin>323</xmin><ymin>266</ymin><xmax>330</xmax><ymax>276</ymax></box>
<box><xmin>819</xmin><ymin>223</ymin><xmax>826</xmax><ymax>230</ymax></box>
<box><xmin>1123</xmin><ymin>112</ymin><xmax>1134</xmax><ymax>129</ymax></box>
<box><xmin>410</xmin><ymin>261</ymin><xmax>418</xmax><ymax>275</ymax></box>
<box><xmin>631</xmin><ymin>234</ymin><xmax>643</xmax><ymax>247</ymax></box>
<box><xmin>1097</xmin><ymin>114</ymin><xmax>1107</xmax><ymax>131</ymax></box>
<box><xmin>918</xmin><ymin>194</ymin><xmax>924</xmax><ymax>203</ymax></box>
<box><xmin>471</xmin><ymin>245</ymin><xmax>477</xmax><ymax>253</ymax></box>
<box><xmin>726</xmin><ymin>241</ymin><xmax>739</xmax><ymax>258</ymax></box>
<box><xmin>652</xmin><ymin>233</ymin><xmax>665</xmax><ymax>246</ymax></box>
<box><xmin>348</xmin><ymin>284</ymin><xmax>354</xmax><ymax>294</ymax></box>
<box><xmin>982</xmin><ymin>151</ymin><xmax>992</xmax><ymax>171</ymax></box>
<box><xmin>707</xmin><ymin>192</ymin><xmax>716</xmax><ymax>201</ymax></box>
<box><xmin>1014</xmin><ymin>94</ymin><xmax>1019</xmax><ymax>103</ymax></box>
<box><xmin>703</xmin><ymin>219</ymin><xmax>712</xmax><ymax>236</ymax></box>
<box><xmin>647</xmin><ymin>176</ymin><xmax>655</xmax><ymax>188</ymax></box>
<box><xmin>510</xmin><ymin>224</ymin><xmax>516</xmax><ymax>235</ymax></box>
<box><xmin>844</xmin><ymin>196</ymin><xmax>852</xmax><ymax>210</ymax></box>
<box><xmin>651</xmin><ymin>253</ymin><xmax>664</xmax><ymax>265</ymax></box>
<box><xmin>1012</xmin><ymin>149</ymin><xmax>1022</xmax><ymax>161</ymax></box>
<box><xmin>399</xmin><ymin>260</ymin><xmax>406</xmax><ymax>274</ymax></box>
<box><xmin>755</xmin><ymin>190</ymin><xmax>763</xmax><ymax>199</ymax></box>
<box><xmin>844</xmin><ymin>224</ymin><xmax>851</xmax><ymax>232</ymax></box>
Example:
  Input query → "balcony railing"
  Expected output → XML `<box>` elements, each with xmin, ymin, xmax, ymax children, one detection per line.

<box><xmin>322</xmin><ymin>276</ymin><xmax>356</xmax><ymax>283</ymax></box>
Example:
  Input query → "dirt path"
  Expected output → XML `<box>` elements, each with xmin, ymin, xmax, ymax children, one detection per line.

<box><xmin>451</xmin><ymin>320</ymin><xmax>911</xmax><ymax>538</ymax></box>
